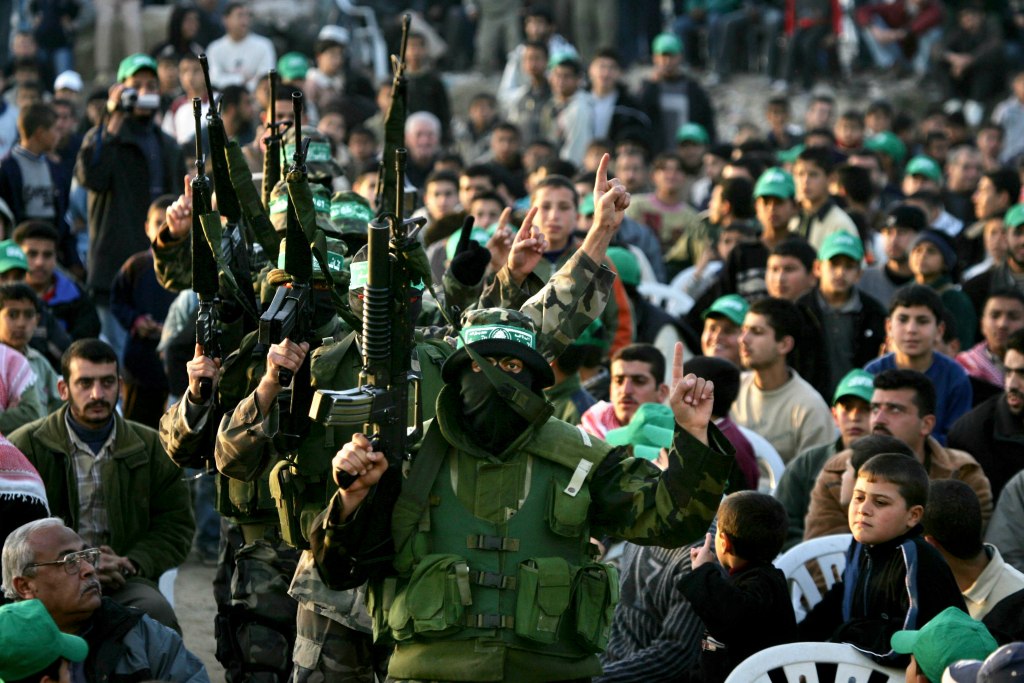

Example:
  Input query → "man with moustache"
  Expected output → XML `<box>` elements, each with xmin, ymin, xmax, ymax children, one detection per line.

<box><xmin>7</xmin><ymin>339</ymin><xmax>193</xmax><ymax>632</ymax></box>
<box><xmin>2</xmin><ymin>518</ymin><xmax>207</xmax><ymax>681</ymax></box>
<box><xmin>804</xmin><ymin>368</ymin><xmax>993</xmax><ymax>539</ymax></box>
<box><xmin>581</xmin><ymin>343</ymin><xmax>669</xmax><ymax>439</ymax></box>
<box><xmin>950</xmin><ymin>329</ymin><xmax>1024</xmax><ymax>501</ymax></box>
<box><xmin>859</xmin><ymin>204</ymin><xmax>927</xmax><ymax>308</ymax></box>
<box><xmin>966</xmin><ymin>201</ymin><xmax>1024</xmax><ymax>315</ymax></box>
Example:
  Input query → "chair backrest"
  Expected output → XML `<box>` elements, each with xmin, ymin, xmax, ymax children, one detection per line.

<box><xmin>774</xmin><ymin>533</ymin><xmax>852</xmax><ymax>622</ymax></box>
<box><xmin>724</xmin><ymin>642</ymin><xmax>906</xmax><ymax>683</ymax></box>
<box><xmin>736</xmin><ymin>425</ymin><xmax>785</xmax><ymax>494</ymax></box>
<box><xmin>637</xmin><ymin>281</ymin><xmax>695</xmax><ymax>317</ymax></box>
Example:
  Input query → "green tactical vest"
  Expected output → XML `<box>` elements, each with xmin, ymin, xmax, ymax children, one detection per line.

<box><xmin>269</xmin><ymin>333</ymin><xmax>453</xmax><ymax>547</ymax></box>
<box><xmin>369</xmin><ymin>387</ymin><xmax>621</xmax><ymax>682</ymax></box>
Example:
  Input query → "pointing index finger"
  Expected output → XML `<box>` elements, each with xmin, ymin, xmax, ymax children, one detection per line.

<box><xmin>594</xmin><ymin>153</ymin><xmax>611</xmax><ymax>194</ymax></box>
<box><xmin>672</xmin><ymin>341</ymin><xmax>684</xmax><ymax>388</ymax></box>
<box><xmin>517</xmin><ymin>206</ymin><xmax>538</xmax><ymax>240</ymax></box>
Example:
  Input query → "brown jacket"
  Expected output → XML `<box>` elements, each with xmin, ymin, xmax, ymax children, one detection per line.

<box><xmin>804</xmin><ymin>436</ymin><xmax>993</xmax><ymax>540</ymax></box>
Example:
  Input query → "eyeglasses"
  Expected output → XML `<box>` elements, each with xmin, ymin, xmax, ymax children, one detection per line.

<box><xmin>25</xmin><ymin>548</ymin><xmax>101</xmax><ymax>574</ymax></box>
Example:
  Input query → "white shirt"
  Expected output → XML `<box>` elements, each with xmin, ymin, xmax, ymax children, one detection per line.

<box><xmin>205</xmin><ymin>33</ymin><xmax>277</xmax><ymax>91</ymax></box>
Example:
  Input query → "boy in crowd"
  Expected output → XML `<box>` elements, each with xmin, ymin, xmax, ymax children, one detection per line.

<box><xmin>860</xmin><ymin>204</ymin><xmax>927</xmax><ymax>308</ymax></box>
<box><xmin>799</xmin><ymin>454</ymin><xmax>968</xmax><ymax>665</ymax></box>
<box><xmin>13</xmin><ymin>221</ymin><xmax>99</xmax><ymax>341</ymax></box>
<box><xmin>866</xmin><ymin>284</ymin><xmax>973</xmax><ymax>443</ymax></box>
<box><xmin>800</xmin><ymin>232</ymin><xmax>888</xmax><ymax>399</ymax></box>
<box><xmin>731</xmin><ymin>297</ymin><xmax>835</xmax><ymax>463</ymax></box>
<box><xmin>626</xmin><ymin>153</ymin><xmax>701</xmax><ymax>254</ymax></box>
<box><xmin>908</xmin><ymin>229</ymin><xmax>977</xmax><ymax>349</ymax></box>
<box><xmin>700</xmin><ymin>294</ymin><xmax>748</xmax><ymax>367</ymax></box>
<box><xmin>956</xmin><ymin>290</ymin><xmax>1024</xmax><ymax>404</ymax></box>
<box><xmin>677</xmin><ymin>492</ymin><xmax>797</xmax><ymax>682</ymax></box>
<box><xmin>923</xmin><ymin>479</ymin><xmax>1024</xmax><ymax>619</ymax></box>
<box><xmin>0</xmin><ymin>283</ymin><xmax>61</xmax><ymax>412</ymax></box>
<box><xmin>791</xmin><ymin>146</ymin><xmax>859</xmax><ymax>250</ymax></box>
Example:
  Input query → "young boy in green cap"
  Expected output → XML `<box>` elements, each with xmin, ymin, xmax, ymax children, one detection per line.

<box><xmin>0</xmin><ymin>598</ymin><xmax>88</xmax><ymax>683</ymax></box>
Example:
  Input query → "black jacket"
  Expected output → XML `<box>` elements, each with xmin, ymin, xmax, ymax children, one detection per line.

<box><xmin>798</xmin><ymin>526</ymin><xmax>966</xmax><ymax>666</ymax></box>
<box><xmin>678</xmin><ymin>561</ymin><xmax>797</xmax><ymax>683</ymax></box>
<box><xmin>798</xmin><ymin>286</ymin><xmax>888</xmax><ymax>393</ymax></box>
<box><xmin>84</xmin><ymin>598</ymin><xmax>146</xmax><ymax>683</ymax></box>
<box><xmin>75</xmin><ymin>118</ymin><xmax>186</xmax><ymax>299</ymax></box>
<box><xmin>637</xmin><ymin>76</ymin><xmax>717</xmax><ymax>149</ymax></box>
<box><xmin>948</xmin><ymin>393</ymin><xmax>1024</xmax><ymax>502</ymax></box>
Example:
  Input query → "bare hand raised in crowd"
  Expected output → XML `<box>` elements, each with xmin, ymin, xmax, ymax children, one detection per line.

<box><xmin>332</xmin><ymin>432</ymin><xmax>389</xmax><ymax>520</ymax></box>
<box><xmin>95</xmin><ymin>545</ymin><xmax>136</xmax><ymax>589</ymax></box>
<box><xmin>507</xmin><ymin>206</ymin><xmax>548</xmax><ymax>285</ymax></box>
<box><xmin>162</xmin><ymin>175</ymin><xmax>194</xmax><ymax>242</ymax></box>
<box><xmin>689</xmin><ymin>533</ymin><xmax>717</xmax><ymax>570</ymax></box>
<box><xmin>187</xmin><ymin>343</ymin><xmax>221</xmax><ymax>403</ymax></box>
<box><xmin>668</xmin><ymin>342</ymin><xmax>714</xmax><ymax>445</ymax></box>
<box><xmin>487</xmin><ymin>207</ymin><xmax>514</xmax><ymax>272</ymax></box>
<box><xmin>592</xmin><ymin>153</ymin><xmax>630</xmax><ymax>235</ymax></box>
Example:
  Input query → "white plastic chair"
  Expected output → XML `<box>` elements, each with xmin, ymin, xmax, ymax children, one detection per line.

<box><xmin>724</xmin><ymin>642</ymin><xmax>906</xmax><ymax>683</ymax></box>
<box><xmin>735</xmin><ymin>425</ymin><xmax>786</xmax><ymax>495</ymax></box>
<box><xmin>158</xmin><ymin>568</ymin><xmax>177</xmax><ymax>607</ymax></box>
<box><xmin>637</xmin><ymin>281</ymin><xmax>695</xmax><ymax>317</ymax></box>
<box><xmin>774</xmin><ymin>534</ymin><xmax>852</xmax><ymax>621</ymax></box>
<box><xmin>335</xmin><ymin>0</ymin><xmax>390</xmax><ymax>83</ymax></box>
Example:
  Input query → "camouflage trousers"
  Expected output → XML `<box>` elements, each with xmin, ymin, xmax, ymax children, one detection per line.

<box><xmin>292</xmin><ymin>604</ymin><xmax>391</xmax><ymax>683</ymax></box>
<box><xmin>214</xmin><ymin>522</ymin><xmax>301</xmax><ymax>683</ymax></box>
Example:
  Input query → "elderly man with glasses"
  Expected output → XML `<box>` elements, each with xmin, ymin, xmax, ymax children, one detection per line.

<box><xmin>1</xmin><ymin>518</ymin><xmax>208</xmax><ymax>682</ymax></box>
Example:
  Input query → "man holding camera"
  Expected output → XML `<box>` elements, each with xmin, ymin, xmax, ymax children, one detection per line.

<box><xmin>75</xmin><ymin>54</ymin><xmax>185</xmax><ymax>354</ymax></box>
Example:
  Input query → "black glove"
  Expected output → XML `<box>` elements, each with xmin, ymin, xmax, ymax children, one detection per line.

<box><xmin>449</xmin><ymin>216</ymin><xmax>491</xmax><ymax>286</ymax></box>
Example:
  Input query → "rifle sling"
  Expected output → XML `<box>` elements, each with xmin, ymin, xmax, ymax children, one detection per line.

<box><xmin>226</xmin><ymin>140</ymin><xmax>281</xmax><ymax>260</ymax></box>
<box><xmin>200</xmin><ymin>211</ymin><xmax>260</xmax><ymax>321</ymax></box>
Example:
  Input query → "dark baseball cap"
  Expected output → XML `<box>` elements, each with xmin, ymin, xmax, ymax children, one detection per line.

<box><xmin>885</xmin><ymin>204</ymin><xmax>928</xmax><ymax>232</ymax></box>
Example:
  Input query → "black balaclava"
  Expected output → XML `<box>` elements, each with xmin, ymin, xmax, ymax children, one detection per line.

<box><xmin>459</xmin><ymin>360</ymin><xmax>535</xmax><ymax>455</ymax></box>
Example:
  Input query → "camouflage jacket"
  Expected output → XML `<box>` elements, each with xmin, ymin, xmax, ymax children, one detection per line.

<box><xmin>158</xmin><ymin>394</ymin><xmax>215</xmax><ymax>469</ymax></box>
<box><xmin>152</xmin><ymin>233</ymin><xmax>192</xmax><ymax>292</ymax></box>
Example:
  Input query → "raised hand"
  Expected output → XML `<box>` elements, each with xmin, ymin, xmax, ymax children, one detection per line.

<box><xmin>162</xmin><ymin>175</ymin><xmax>194</xmax><ymax>242</ymax></box>
<box><xmin>689</xmin><ymin>533</ymin><xmax>717</xmax><ymax>569</ymax></box>
<box><xmin>487</xmin><ymin>206</ymin><xmax>514</xmax><ymax>271</ymax></box>
<box><xmin>507</xmin><ymin>206</ymin><xmax>548</xmax><ymax>284</ymax></box>
<box><xmin>332</xmin><ymin>432</ymin><xmax>389</xmax><ymax>520</ymax></box>
<box><xmin>592</xmin><ymin>153</ymin><xmax>630</xmax><ymax>235</ymax></box>
<box><xmin>667</xmin><ymin>342</ymin><xmax>714</xmax><ymax>445</ymax></box>
<box><xmin>187</xmin><ymin>343</ymin><xmax>221</xmax><ymax>403</ymax></box>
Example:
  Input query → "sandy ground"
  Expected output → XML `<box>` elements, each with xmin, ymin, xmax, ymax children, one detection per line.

<box><xmin>175</xmin><ymin>560</ymin><xmax>227</xmax><ymax>681</ymax></box>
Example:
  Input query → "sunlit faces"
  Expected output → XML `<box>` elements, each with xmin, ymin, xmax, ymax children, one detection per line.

<box><xmin>909</xmin><ymin>241</ymin><xmax>947</xmax><ymax>282</ymax></box>
<box><xmin>701</xmin><ymin>315</ymin><xmax>741</xmax><ymax>365</ymax></box>
<box><xmin>815</xmin><ymin>254</ymin><xmax>861</xmax><ymax>299</ymax></box>
<box><xmin>1004</xmin><ymin>349</ymin><xmax>1024</xmax><ymax>415</ymax></box>
<box><xmin>766</xmin><ymin>254</ymin><xmax>815</xmax><ymax>301</ymax></box>
<box><xmin>880</xmin><ymin>224</ymin><xmax>917</xmax><ymax>264</ymax></box>
<box><xmin>531</xmin><ymin>184</ymin><xmax>577</xmax><ymax>252</ymax></box>
<box><xmin>833</xmin><ymin>396</ymin><xmax>871</xmax><ymax>445</ymax></box>
<box><xmin>423</xmin><ymin>178</ymin><xmax>458</xmax><ymax>221</ymax></box>
<box><xmin>793</xmin><ymin>160</ymin><xmax>829</xmax><ymax>207</ymax></box>
<box><xmin>738</xmin><ymin>312</ymin><xmax>792</xmax><ymax>371</ymax></box>
<box><xmin>869</xmin><ymin>387</ymin><xmax>933</xmax><ymax>453</ymax></box>
<box><xmin>981</xmin><ymin>295</ymin><xmax>1024</xmax><ymax>355</ymax></box>
<box><xmin>973</xmin><ymin>176</ymin><xmax>1009</xmax><ymax>221</ymax></box>
<box><xmin>755</xmin><ymin>195</ymin><xmax>797</xmax><ymax>235</ymax></box>
<box><xmin>610</xmin><ymin>359</ymin><xmax>667</xmax><ymax>426</ymax></box>
<box><xmin>848</xmin><ymin>476</ymin><xmax>922</xmax><ymax>546</ymax></box>
<box><xmin>20</xmin><ymin>237</ymin><xmax>57</xmax><ymax>290</ymax></box>
<box><xmin>886</xmin><ymin>305</ymin><xmax>941</xmax><ymax>360</ymax></box>
<box><xmin>0</xmin><ymin>297</ymin><xmax>38</xmax><ymax>351</ymax></box>
<box><xmin>57</xmin><ymin>358</ymin><xmax>120</xmax><ymax>429</ymax></box>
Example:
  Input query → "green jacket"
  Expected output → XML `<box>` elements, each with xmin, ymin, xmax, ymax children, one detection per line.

<box><xmin>9</xmin><ymin>406</ymin><xmax>195</xmax><ymax>580</ymax></box>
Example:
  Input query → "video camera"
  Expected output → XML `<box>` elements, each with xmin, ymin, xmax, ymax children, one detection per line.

<box><xmin>108</xmin><ymin>88</ymin><xmax>161</xmax><ymax>113</ymax></box>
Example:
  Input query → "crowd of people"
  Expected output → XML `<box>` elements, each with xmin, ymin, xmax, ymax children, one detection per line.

<box><xmin>2</xmin><ymin>0</ymin><xmax>1024</xmax><ymax>682</ymax></box>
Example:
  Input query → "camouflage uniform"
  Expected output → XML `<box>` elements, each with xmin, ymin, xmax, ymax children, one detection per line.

<box><xmin>215</xmin><ymin>250</ymin><xmax>614</xmax><ymax>682</ymax></box>
<box><xmin>309</xmin><ymin>309</ymin><xmax>737</xmax><ymax>682</ymax></box>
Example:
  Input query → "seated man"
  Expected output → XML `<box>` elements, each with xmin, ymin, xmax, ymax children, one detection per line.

<box><xmin>581</xmin><ymin>343</ymin><xmax>668</xmax><ymax>438</ymax></box>
<box><xmin>956</xmin><ymin>290</ymin><xmax>1024</xmax><ymax>407</ymax></box>
<box><xmin>949</xmin><ymin>328</ymin><xmax>1024</xmax><ymax>501</ymax></box>
<box><xmin>730</xmin><ymin>297</ymin><xmax>835</xmax><ymax>463</ymax></box>
<box><xmin>1</xmin><ymin>518</ymin><xmax>207</xmax><ymax>681</ymax></box>
<box><xmin>804</xmin><ymin>369</ymin><xmax>993</xmax><ymax>540</ymax></box>
<box><xmin>8</xmin><ymin>339</ymin><xmax>194</xmax><ymax>631</ymax></box>
<box><xmin>922</xmin><ymin>479</ymin><xmax>1024</xmax><ymax>620</ymax></box>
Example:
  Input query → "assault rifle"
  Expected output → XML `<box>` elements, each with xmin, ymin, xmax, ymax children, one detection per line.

<box><xmin>309</xmin><ymin>16</ymin><xmax>425</xmax><ymax>488</ymax></box>
<box><xmin>191</xmin><ymin>97</ymin><xmax>220</xmax><ymax>401</ymax></box>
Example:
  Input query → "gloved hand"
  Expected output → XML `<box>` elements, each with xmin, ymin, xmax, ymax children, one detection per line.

<box><xmin>449</xmin><ymin>216</ymin><xmax>491</xmax><ymax>286</ymax></box>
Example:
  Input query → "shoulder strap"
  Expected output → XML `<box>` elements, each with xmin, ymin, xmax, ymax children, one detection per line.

<box><xmin>392</xmin><ymin>420</ymin><xmax>448</xmax><ymax>552</ymax></box>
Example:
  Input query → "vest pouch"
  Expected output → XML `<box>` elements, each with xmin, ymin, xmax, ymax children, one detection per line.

<box><xmin>546</xmin><ymin>478</ymin><xmax>591</xmax><ymax>538</ymax></box>
<box><xmin>572</xmin><ymin>562</ymin><xmax>619</xmax><ymax>653</ymax></box>
<box><xmin>388</xmin><ymin>553</ymin><xmax>470</xmax><ymax>641</ymax></box>
<box><xmin>367</xmin><ymin>576</ymin><xmax>399</xmax><ymax>644</ymax></box>
<box><xmin>514</xmin><ymin>557</ymin><xmax>573</xmax><ymax>644</ymax></box>
<box><xmin>267</xmin><ymin>460</ymin><xmax>309</xmax><ymax>549</ymax></box>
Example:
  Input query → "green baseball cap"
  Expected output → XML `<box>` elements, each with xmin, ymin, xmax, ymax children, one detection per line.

<box><xmin>891</xmin><ymin>607</ymin><xmax>998</xmax><ymax>683</ymax></box>
<box><xmin>548</xmin><ymin>49</ymin><xmax>582</xmax><ymax>70</ymax></box>
<box><xmin>0</xmin><ymin>599</ymin><xmax>88</xmax><ymax>680</ymax></box>
<box><xmin>905</xmin><ymin>155</ymin><xmax>942</xmax><ymax>183</ymax></box>
<box><xmin>277</xmin><ymin>52</ymin><xmax>309</xmax><ymax>81</ymax></box>
<box><xmin>754</xmin><ymin>167</ymin><xmax>796</xmax><ymax>199</ymax></box>
<box><xmin>0</xmin><ymin>239</ymin><xmax>28</xmax><ymax>273</ymax></box>
<box><xmin>570</xmin><ymin>318</ymin><xmax>608</xmax><ymax>350</ymax></box>
<box><xmin>864</xmin><ymin>131</ymin><xmax>907</xmax><ymax>165</ymax></box>
<box><xmin>832</xmin><ymin>369</ymin><xmax>875</xmax><ymax>405</ymax></box>
<box><xmin>703</xmin><ymin>294</ymin><xmax>749</xmax><ymax>326</ymax></box>
<box><xmin>441</xmin><ymin>307</ymin><xmax>554</xmax><ymax>391</ymax></box>
<box><xmin>117</xmin><ymin>53</ymin><xmax>158</xmax><ymax>82</ymax></box>
<box><xmin>818</xmin><ymin>231</ymin><xmax>864</xmax><ymax>262</ymax></box>
<box><xmin>652</xmin><ymin>32</ymin><xmax>683</xmax><ymax>55</ymax></box>
<box><xmin>676</xmin><ymin>123</ymin><xmax>709</xmax><ymax>145</ymax></box>
<box><xmin>606</xmin><ymin>246</ymin><xmax>641</xmax><ymax>287</ymax></box>
<box><xmin>605</xmin><ymin>402</ymin><xmax>675</xmax><ymax>461</ymax></box>
<box><xmin>1005</xmin><ymin>203</ymin><xmax>1024</xmax><ymax>229</ymax></box>
<box><xmin>776</xmin><ymin>144</ymin><xmax>805</xmax><ymax>164</ymax></box>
